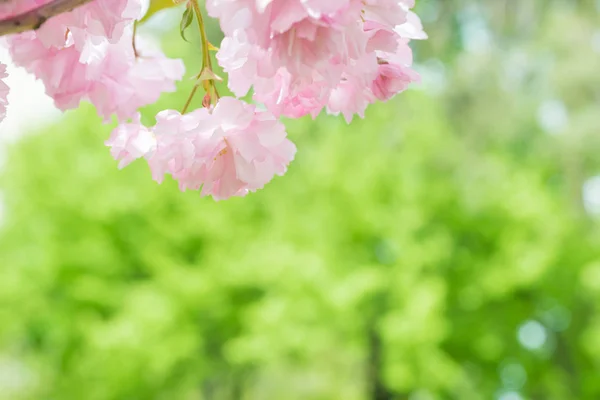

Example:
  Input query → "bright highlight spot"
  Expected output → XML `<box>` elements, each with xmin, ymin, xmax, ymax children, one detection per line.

<box><xmin>518</xmin><ymin>320</ymin><xmax>547</xmax><ymax>350</ymax></box>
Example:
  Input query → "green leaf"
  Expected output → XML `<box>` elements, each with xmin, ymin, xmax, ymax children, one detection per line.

<box><xmin>179</xmin><ymin>7</ymin><xmax>194</xmax><ymax>42</ymax></box>
<box><xmin>140</xmin><ymin>0</ymin><xmax>182</xmax><ymax>24</ymax></box>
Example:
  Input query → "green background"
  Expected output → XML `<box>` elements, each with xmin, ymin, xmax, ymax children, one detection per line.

<box><xmin>1</xmin><ymin>0</ymin><xmax>600</xmax><ymax>399</ymax></box>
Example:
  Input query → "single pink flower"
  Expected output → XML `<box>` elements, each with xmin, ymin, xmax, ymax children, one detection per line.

<box><xmin>372</xmin><ymin>63</ymin><xmax>420</xmax><ymax>101</ymax></box>
<box><xmin>105</xmin><ymin>113</ymin><xmax>156</xmax><ymax>169</ymax></box>
<box><xmin>107</xmin><ymin>97</ymin><xmax>296</xmax><ymax>200</ymax></box>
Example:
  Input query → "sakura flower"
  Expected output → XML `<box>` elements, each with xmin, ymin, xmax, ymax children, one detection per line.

<box><xmin>85</xmin><ymin>29</ymin><xmax>185</xmax><ymax>121</ymax></box>
<box><xmin>327</xmin><ymin>55</ymin><xmax>378</xmax><ymax>123</ymax></box>
<box><xmin>216</xmin><ymin>29</ymin><xmax>275</xmax><ymax>97</ymax></box>
<box><xmin>370</xmin><ymin>35</ymin><xmax>421</xmax><ymax>102</ymax></box>
<box><xmin>9</xmin><ymin>33</ymin><xmax>91</xmax><ymax>110</ymax></box>
<box><xmin>107</xmin><ymin>97</ymin><xmax>296</xmax><ymax>200</ymax></box>
<box><xmin>252</xmin><ymin>70</ymin><xmax>331</xmax><ymax>119</ymax></box>
<box><xmin>31</xmin><ymin>0</ymin><xmax>144</xmax><ymax>50</ymax></box>
<box><xmin>362</xmin><ymin>0</ymin><xmax>408</xmax><ymax>28</ymax></box>
<box><xmin>8</xmin><ymin>27</ymin><xmax>185</xmax><ymax>122</ymax></box>
<box><xmin>5</xmin><ymin>0</ymin><xmax>179</xmax><ymax>123</ymax></box>
<box><xmin>67</xmin><ymin>0</ymin><xmax>144</xmax><ymax>42</ymax></box>
<box><xmin>209</xmin><ymin>0</ymin><xmax>426</xmax><ymax>122</ymax></box>
<box><xmin>371</xmin><ymin>62</ymin><xmax>420</xmax><ymax>101</ymax></box>
<box><xmin>0</xmin><ymin>63</ymin><xmax>9</xmax><ymax>122</ymax></box>
<box><xmin>105</xmin><ymin>113</ymin><xmax>156</xmax><ymax>168</ymax></box>
<box><xmin>208</xmin><ymin>0</ymin><xmax>364</xmax><ymax>83</ymax></box>
<box><xmin>395</xmin><ymin>9</ymin><xmax>428</xmax><ymax>40</ymax></box>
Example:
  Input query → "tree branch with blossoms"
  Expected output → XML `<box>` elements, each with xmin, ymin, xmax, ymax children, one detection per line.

<box><xmin>0</xmin><ymin>0</ymin><xmax>94</xmax><ymax>36</ymax></box>
<box><xmin>0</xmin><ymin>0</ymin><xmax>428</xmax><ymax>201</ymax></box>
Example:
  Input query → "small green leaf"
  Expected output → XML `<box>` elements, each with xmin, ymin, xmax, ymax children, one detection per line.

<box><xmin>180</xmin><ymin>7</ymin><xmax>194</xmax><ymax>42</ymax></box>
<box><xmin>140</xmin><ymin>0</ymin><xmax>182</xmax><ymax>24</ymax></box>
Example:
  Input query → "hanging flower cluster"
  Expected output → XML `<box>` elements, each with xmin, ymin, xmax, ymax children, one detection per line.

<box><xmin>0</xmin><ymin>0</ymin><xmax>426</xmax><ymax>200</ymax></box>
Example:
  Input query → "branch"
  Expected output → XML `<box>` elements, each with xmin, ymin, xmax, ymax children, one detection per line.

<box><xmin>0</xmin><ymin>0</ymin><xmax>95</xmax><ymax>37</ymax></box>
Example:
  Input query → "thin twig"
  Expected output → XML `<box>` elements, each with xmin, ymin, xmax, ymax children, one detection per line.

<box><xmin>132</xmin><ymin>20</ymin><xmax>139</xmax><ymax>57</ymax></box>
<box><xmin>181</xmin><ymin>84</ymin><xmax>199</xmax><ymax>114</ymax></box>
<box><xmin>0</xmin><ymin>0</ymin><xmax>94</xmax><ymax>37</ymax></box>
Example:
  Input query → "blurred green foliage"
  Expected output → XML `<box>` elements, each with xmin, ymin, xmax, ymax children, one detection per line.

<box><xmin>1</xmin><ymin>0</ymin><xmax>600</xmax><ymax>399</ymax></box>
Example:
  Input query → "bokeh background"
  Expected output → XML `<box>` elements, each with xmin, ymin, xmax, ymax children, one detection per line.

<box><xmin>1</xmin><ymin>0</ymin><xmax>600</xmax><ymax>399</ymax></box>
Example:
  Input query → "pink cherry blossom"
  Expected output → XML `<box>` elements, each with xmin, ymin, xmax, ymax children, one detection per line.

<box><xmin>3</xmin><ymin>0</ymin><xmax>182</xmax><ymax>122</ymax></box>
<box><xmin>1</xmin><ymin>0</ymin><xmax>427</xmax><ymax>200</ymax></box>
<box><xmin>326</xmin><ymin>52</ymin><xmax>379</xmax><ymax>123</ymax></box>
<box><xmin>8</xmin><ymin>25</ymin><xmax>185</xmax><ymax>122</ymax></box>
<box><xmin>207</xmin><ymin>0</ymin><xmax>363</xmax><ymax>84</ymax></box>
<box><xmin>106</xmin><ymin>97</ymin><xmax>296</xmax><ymax>200</ymax></box>
<box><xmin>208</xmin><ymin>0</ymin><xmax>426</xmax><ymax>122</ymax></box>
<box><xmin>105</xmin><ymin>113</ymin><xmax>156</xmax><ymax>168</ymax></box>
<box><xmin>372</xmin><ymin>63</ymin><xmax>420</xmax><ymax>101</ymax></box>
<box><xmin>0</xmin><ymin>63</ymin><xmax>9</xmax><ymax>122</ymax></box>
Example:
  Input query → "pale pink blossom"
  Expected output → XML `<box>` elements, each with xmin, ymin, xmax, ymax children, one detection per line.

<box><xmin>363</xmin><ymin>0</ymin><xmax>408</xmax><ymax>27</ymax></box>
<box><xmin>85</xmin><ymin>30</ymin><xmax>185</xmax><ymax>121</ymax></box>
<box><xmin>216</xmin><ymin>30</ymin><xmax>275</xmax><ymax>97</ymax></box>
<box><xmin>0</xmin><ymin>0</ymin><xmax>142</xmax><ymax>55</ymax></box>
<box><xmin>252</xmin><ymin>70</ymin><xmax>331</xmax><ymax>119</ymax></box>
<box><xmin>107</xmin><ymin>97</ymin><xmax>296</xmax><ymax>200</ymax></box>
<box><xmin>326</xmin><ymin>80</ymin><xmax>373</xmax><ymax>123</ymax></box>
<box><xmin>3</xmin><ymin>0</ymin><xmax>176</xmax><ymax>122</ymax></box>
<box><xmin>16</xmin><ymin>0</ymin><xmax>144</xmax><ymax>50</ymax></box>
<box><xmin>105</xmin><ymin>113</ymin><xmax>156</xmax><ymax>168</ymax></box>
<box><xmin>209</xmin><ymin>0</ymin><xmax>426</xmax><ymax>122</ymax></box>
<box><xmin>0</xmin><ymin>63</ymin><xmax>9</xmax><ymax>123</ymax></box>
<box><xmin>208</xmin><ymin>0</ymin><xmax>364</xmax><ymax>83</ymax></box>
<box><xmin>395</xmin><ymin>10</ymin><xmax>428</xmax><ymax>40</ymax></box>
<box><xmin>8</xmin><ymin>27</ymin><xmax>185</xmax><ymax>121</ymax></box>
<box><xmin>372</xmin><ymin>63</ymin><xmax>419</xmax><ymax>101</ymax></box>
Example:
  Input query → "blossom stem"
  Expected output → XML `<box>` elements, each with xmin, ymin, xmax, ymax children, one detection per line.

<box><xmin>181</xmin><ymin>84</ymin><xmax>199</xmax><ymax>114</ymax></box>
<box><xmin>182</xmin><ymin>0</ymin><xmax>219</xmax><ymax>113</ymax></box>
<box><xmin>190</xmin><ymin>0</ymin><xmax>210</xmax><ymax>69</ymax></box>
<box><xmin>0</xmin><ymin>0</ymin><xmax>94</xmax><ymax>36</ymax></box>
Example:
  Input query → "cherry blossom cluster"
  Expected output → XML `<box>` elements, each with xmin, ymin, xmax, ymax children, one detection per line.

<box><xmin>3</xmin><ymin>0</ymin><xmax>185</xmax><ymax>121</ymax></box>
<box><xmin>106</xmin><ymin>97</ymin><xmax>296</xmax><ymax>199</ymax></box>
<box><xmin>209</xmin><ymin>0</ymin><xmax>426</xmax><ymax>122</ymax></box>
<box><xmin>0</xmin><ymin>0</ymin><xmax>425</xmax><ymax>200</ymax></box>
